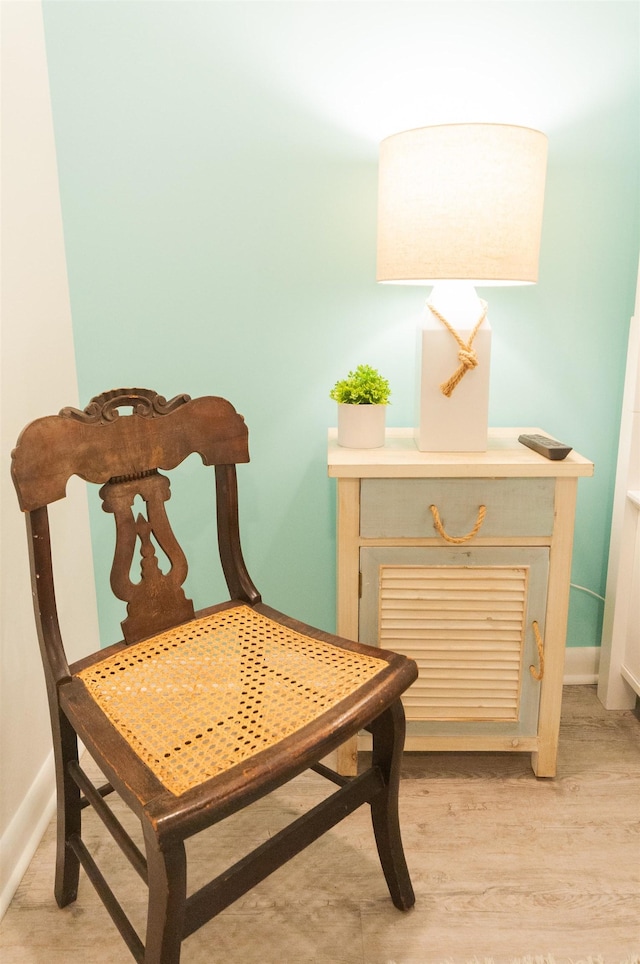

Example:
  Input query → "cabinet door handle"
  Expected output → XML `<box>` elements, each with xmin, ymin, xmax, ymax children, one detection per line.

<box><xmin>429</xmin><ymin>504</ymin><xmax>487</xmax><ymax>544</ymax></box>
<box><xmin>530</xmin><ymin>620</ymin><xmax>545</xmax><ymax>681</ymax></box>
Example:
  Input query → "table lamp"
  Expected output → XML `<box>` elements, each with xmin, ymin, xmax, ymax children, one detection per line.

<box><xmin>377</xmin><ymin>123</ymin><xmax>548</xmax><ymax>451</ymax></box>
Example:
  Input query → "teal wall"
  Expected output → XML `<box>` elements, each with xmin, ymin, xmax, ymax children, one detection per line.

<box><xmin>42</xmin><ymin>1</ymin><xmax>639</xmax><ymax>648</ymax></box>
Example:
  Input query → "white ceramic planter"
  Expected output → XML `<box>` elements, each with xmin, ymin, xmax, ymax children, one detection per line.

<box><xmin>337</xmin><ymin>403</ymin><xmax>386</xmax><ymax>448</ymax></box>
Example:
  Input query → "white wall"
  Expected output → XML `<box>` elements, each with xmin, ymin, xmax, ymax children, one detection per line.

<box><xmin>598</xmin><ymin>257</ymin><xmax>640</xmax><ymax>708</ymax></box>
<box><xmin>0</xmin><ymin>1</ymin><xmax>100</xmax><ymax>917</ymax></box>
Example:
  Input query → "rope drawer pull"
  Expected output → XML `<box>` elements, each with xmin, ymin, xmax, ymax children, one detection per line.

<box><xmin>429</xmin><ymin>504</ymin><xmax>487</xmax><ymax>544</ymax></box>
<box><xmin>530</xmin><ymin>621</ymin><xmax>545</xmax><ymax>681</ymax></box>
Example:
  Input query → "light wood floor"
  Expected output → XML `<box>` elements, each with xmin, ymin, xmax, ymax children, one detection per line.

<box><xmin>1</xmin><ymin>685</ymin><xmax>638</xmax><ymax>963</ymax></box>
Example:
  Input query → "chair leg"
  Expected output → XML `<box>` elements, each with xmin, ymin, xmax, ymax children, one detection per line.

<box><xmin>142</xmin><ymin>824</ymin><xmax>187</xmax><ymax>964</ymax></box>
<box><xmin>53</xmin><ymin>709</ymin><xmax>81</xmax><ymax>908</ymax></box>
<box><xmin>369</xmin><ymin>699</ymin><xmax>415</xmax><ymax>911</ymax></box>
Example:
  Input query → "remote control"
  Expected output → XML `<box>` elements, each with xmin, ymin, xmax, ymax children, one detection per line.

<box><xmin>518</xmin><ymin>433</ymin><xmax>572</xmax><ymax>460</ymax></box>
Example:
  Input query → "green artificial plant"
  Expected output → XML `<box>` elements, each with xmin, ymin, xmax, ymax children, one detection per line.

<box><xmin>329</xmin><ymin>364</ymin><xmax>391</xmax><ymax>405</ymax></box>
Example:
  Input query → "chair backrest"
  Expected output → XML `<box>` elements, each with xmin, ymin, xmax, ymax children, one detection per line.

<box><xmin>11</xmin><ymin>389</ymin><xmax>260</xmax><ymax>679</ymax></box>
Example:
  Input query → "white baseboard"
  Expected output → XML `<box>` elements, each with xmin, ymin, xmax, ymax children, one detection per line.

<box><xmin>564</xmin><ymin>646</ymin><xmax>601</xmax><ymax>685</ymax></box>
<box><xmin>0</xmin><ymin>751</ymin><xmax>55</xmax><ymax>921</ymax></box>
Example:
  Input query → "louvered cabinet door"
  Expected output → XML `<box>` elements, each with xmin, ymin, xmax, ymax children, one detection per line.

<box><xmin>360</xmin><ymin>546</ymin><xmax>549</xmax><ymax>738</ymax></box>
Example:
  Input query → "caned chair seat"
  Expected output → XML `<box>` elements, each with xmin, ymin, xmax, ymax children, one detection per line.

<box><xmin>75</xmin><ymin>604</ymin><xmax>390</xmax><ymax>797</ymax></box>
<box><xmin>11</xmin><ymin>388</ymin><xmax>418</xmax><ymax>964</ymax></box>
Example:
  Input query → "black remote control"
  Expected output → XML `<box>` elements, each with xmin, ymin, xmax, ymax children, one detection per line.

<box><xmin>518</xmin><ymin>433</ymin><xmax>572</xmax><ymax>460</ymax></box>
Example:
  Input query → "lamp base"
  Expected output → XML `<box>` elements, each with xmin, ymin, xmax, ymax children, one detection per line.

<box><xmin>415</xmin><ymin>282</ymin><xmax>491</xmax><ymax>452</ymax></box>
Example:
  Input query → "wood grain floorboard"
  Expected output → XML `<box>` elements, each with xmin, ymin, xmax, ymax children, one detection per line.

<box><xmin>1</xmin><ymin>686</ymin><xmax>638</xmax><ymax>963</ymax></box>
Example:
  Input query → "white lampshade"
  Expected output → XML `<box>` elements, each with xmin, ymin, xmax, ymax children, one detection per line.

<box><xmin>377</xmin><ymin>123</ymin><xmax>548</xmax><ymax>286</ymax></box>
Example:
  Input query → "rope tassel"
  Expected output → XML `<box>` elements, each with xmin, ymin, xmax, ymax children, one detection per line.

<box><xmin>427</xmin><ymin>300</ymin><xmax>488</xmax><ymax>397</ymax></box>
<box><xmin>530</xmin><ymin>620</ymin><xmax>545</xmax><ymax>681</ymax></box>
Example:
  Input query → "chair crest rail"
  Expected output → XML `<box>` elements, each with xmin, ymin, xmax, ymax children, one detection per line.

<box><xmin>11</xmin><ymin>390</ymin><xmax>250</xmax><ymax>512</ymax></box>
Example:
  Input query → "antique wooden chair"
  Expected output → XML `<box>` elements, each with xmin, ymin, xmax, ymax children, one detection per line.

<box><xmin>11</xmin><ymin>388</ymin><xmax>418</xmax><ymax>964</ymax></box>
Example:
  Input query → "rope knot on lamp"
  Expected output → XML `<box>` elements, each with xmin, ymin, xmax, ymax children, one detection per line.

<box><xmin>427</xmin><ymin>298</ymin><xmax>488</xmax><ymax>397</ymax></box>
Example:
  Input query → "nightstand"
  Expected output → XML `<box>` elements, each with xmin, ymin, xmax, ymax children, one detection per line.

<box><xmin>328</xmin><ymin>428</ymin><xmax>593</xmax><ymax>777</ymax></box>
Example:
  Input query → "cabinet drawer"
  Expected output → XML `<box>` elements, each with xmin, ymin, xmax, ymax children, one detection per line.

<box><xmin>360</xmin><ymin>478</ymin><xmax>555</xmax><ymax>539</ymax></box>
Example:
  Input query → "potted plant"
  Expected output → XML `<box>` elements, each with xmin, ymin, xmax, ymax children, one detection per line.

<box><xmin>330</xmin><ymin>364</ymin><xmax>391</xmax><ymax>448</ymax></box>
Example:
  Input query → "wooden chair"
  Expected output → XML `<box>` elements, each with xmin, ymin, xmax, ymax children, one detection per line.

<box><xmin>11</xmin><ymin>388</ymin><xmax>418</xmax><ymax>964</ymax></box>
